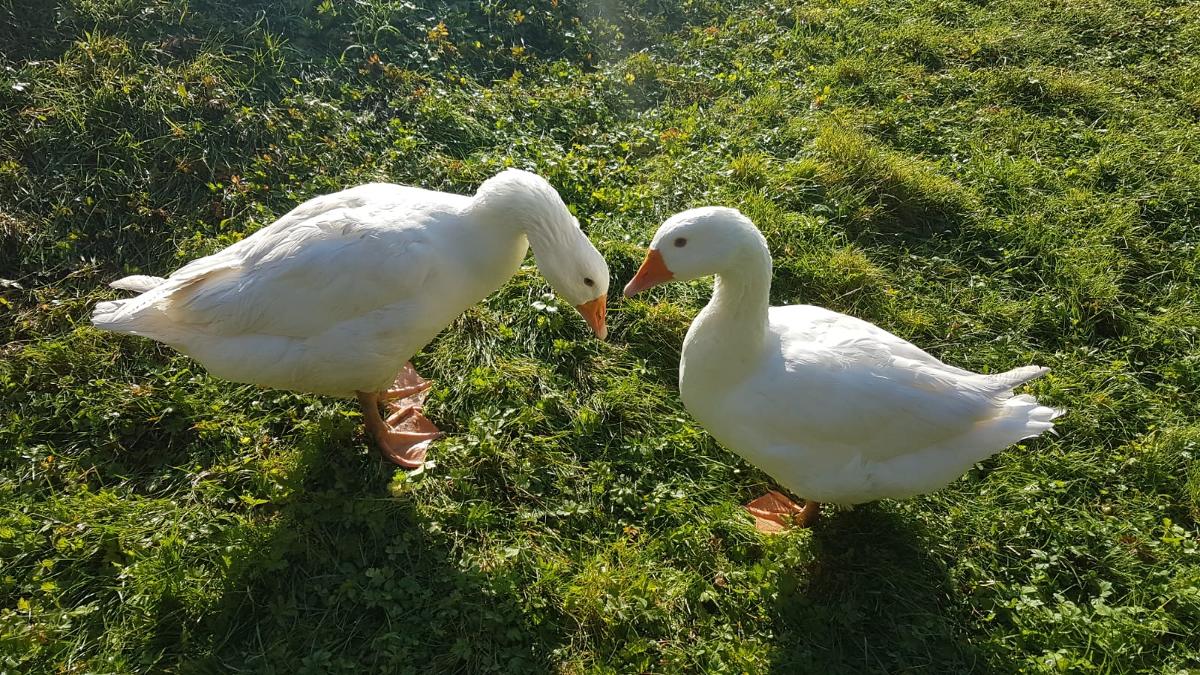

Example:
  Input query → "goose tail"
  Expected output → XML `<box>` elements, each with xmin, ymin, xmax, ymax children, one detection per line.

<box><xmin>987</xmin><ymin>365</ymin><xmax>1049</xmax><ymax>390</ymax></box>
<box><xmin>92</xmin><ymin>298</ymin><xmax>143</xmax><ymax>334</ymax></box>
<box><xmin>1003</xmin><ymin>392</ymin><xmax>1064</xmax><ymax>439</ymax></box>
<box><xmin>985</xmin><ymin>364</ymin><xmax>1061</xmax><ymax>438</ymax></box>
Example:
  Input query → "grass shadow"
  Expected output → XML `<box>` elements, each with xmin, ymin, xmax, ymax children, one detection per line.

<box><xmin>769</xmin><ymin>505</ymin><xmax>998</xmax><ymax>674</ymax></box>
<box><xmin>146</xmin><ymin>437</ymin><xmax>564</xmax><ymax>673</ymax></box>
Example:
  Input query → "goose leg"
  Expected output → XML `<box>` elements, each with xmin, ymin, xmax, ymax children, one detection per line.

<box><xmin>744</xmin><ymin>490</ymin><xmax>821</xmax><ymax>533</ymax></box>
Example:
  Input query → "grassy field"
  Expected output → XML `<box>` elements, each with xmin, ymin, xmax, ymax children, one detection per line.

<box><xmin>3</xmin><ymin>0</ymin><xmax>1200</xmax><ymax>671</ymax></box>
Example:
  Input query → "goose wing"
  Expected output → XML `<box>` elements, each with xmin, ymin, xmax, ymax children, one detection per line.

<box><xmin>735</xmin><ymin>306</ymin><xmax>1023</xmax><ymax>461</ymax></box>
<box><xmin>155</xmin><ymin>185</ymin><xmax>459</xmax><ymax>338</ymax></box>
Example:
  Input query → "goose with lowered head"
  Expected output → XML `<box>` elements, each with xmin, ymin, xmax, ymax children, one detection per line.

<box><xmin>93</xmin><ymin>169</ymin><xmax>609</xmax><ymax>467</ymax></box>
<box><xmin>624</xmin><ymin>207</ymin><xmax>1061</xmax><ymax>531</ymax></box>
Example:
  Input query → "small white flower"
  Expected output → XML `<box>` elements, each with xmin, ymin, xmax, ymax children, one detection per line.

<box><xmin>11</xmin><ymin>82</ymin><xmax>28</xmax><ymax>92</ymax></box>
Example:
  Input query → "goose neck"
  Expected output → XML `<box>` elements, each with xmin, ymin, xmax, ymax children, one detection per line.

<box><xmin>686</xmin><ymin>244</ymin><xmax>772</xmax><ymax>374</ymax></box>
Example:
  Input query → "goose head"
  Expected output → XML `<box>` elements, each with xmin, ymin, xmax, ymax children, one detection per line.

<box><xmin>623</xmin><ymin>207</ymin><xmax>762</xmax><ymax>296</ymax></box>
<box><xmin>535</xmin><ymin>225</ymin><xmax>610</xmax><ymax>340</ymax></box>
<box><xmin>472</xmin><ymin>169</ymin><xmax>610</xmax><ymax>338</ymax></box>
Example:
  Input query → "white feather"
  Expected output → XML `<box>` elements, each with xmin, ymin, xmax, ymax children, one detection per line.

<box><xmin>108</xmin><ymin>275</ymin><xmax>166</xmax><ymax>292</ymax></box>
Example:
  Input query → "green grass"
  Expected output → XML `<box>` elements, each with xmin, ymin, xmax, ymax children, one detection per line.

<box><xmin>3</xmin><ymin>0</ymin><xmax>1200</xmax><ymax>671</ymax></box>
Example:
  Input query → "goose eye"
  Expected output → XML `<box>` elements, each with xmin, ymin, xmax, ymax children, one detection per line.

<box><xmin>674</xmin><ymin>237</ymin><xmax>688</xmax><ymax>247</ymax></box>
<box><xmin>584</xmin><ymin>277</ymin><xmax>595</xmax><ymax>287</ymax></box>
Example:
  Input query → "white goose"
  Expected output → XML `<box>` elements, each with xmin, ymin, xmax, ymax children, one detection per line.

<box><xmin>624</xmin><ymin>207</ymin><xmax>1061</xmax><ymax>531</ymax></box>
<box><xmin>93</xmin><ymin>169</ymin><xmax>609</xmax><ymax>467</ymax></box>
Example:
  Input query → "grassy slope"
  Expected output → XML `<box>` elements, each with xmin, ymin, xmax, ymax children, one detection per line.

<box><xmin>2</xmin><ymin>0</ymin><xmax>1199</xmax><ymax>671</ymax></box>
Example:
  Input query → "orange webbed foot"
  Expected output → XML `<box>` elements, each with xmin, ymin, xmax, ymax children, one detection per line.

<box><xmin>357</xmin><ymin>363</ymin><xmax>442</xmax><ymax>469</ymax></box>
<box><xmin>744</xmin><ymin>490</ymin><xmax>821</xmax><ymax>533</ymax></box>
<box><xmin>381</xmin><ymin>362</ymin><xmax>432</xmax><ymax>402</ymax></box>
<box><xmin>375</xmin><ymin>414</ymin><xmax>441</xmax><ymax>468</ymax></box>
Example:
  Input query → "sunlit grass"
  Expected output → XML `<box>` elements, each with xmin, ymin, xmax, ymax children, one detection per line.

<box><xmin>2</xmin><ymin>0</ymin><xmax>1199</xmax><ymax>671</ymax></box>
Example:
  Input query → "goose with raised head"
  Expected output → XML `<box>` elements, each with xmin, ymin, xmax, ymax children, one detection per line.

<box><xmin>93</xmin><ymin>169</ymin><xmax>610</xmax><ymax>467</ymax></box>
<box><xmin>624</xmin><ymin>207</ymin><xmax>1061</xmax><ymax>532</ymax></box>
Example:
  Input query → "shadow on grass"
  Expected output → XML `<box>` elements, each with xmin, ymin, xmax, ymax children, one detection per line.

<box><xmin>151</xmin><ymin>439</ymin><xmax>562</xmax><ymax>673</ymax></box>
<box><xmin>769</xmin><ymin>505</ymin><xmax>997</xmax><ymax>674</ymax></box>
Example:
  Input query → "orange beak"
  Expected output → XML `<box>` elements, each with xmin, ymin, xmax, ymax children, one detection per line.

<box><xmin>574</xmin><ymin>295</ymin><xmax>608</xmax><ymax>340</ymax></box>
<box><xmin>623</xmin><ymin>249</ymin><xmax>674</xmax><ymax>297</ymax></box>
